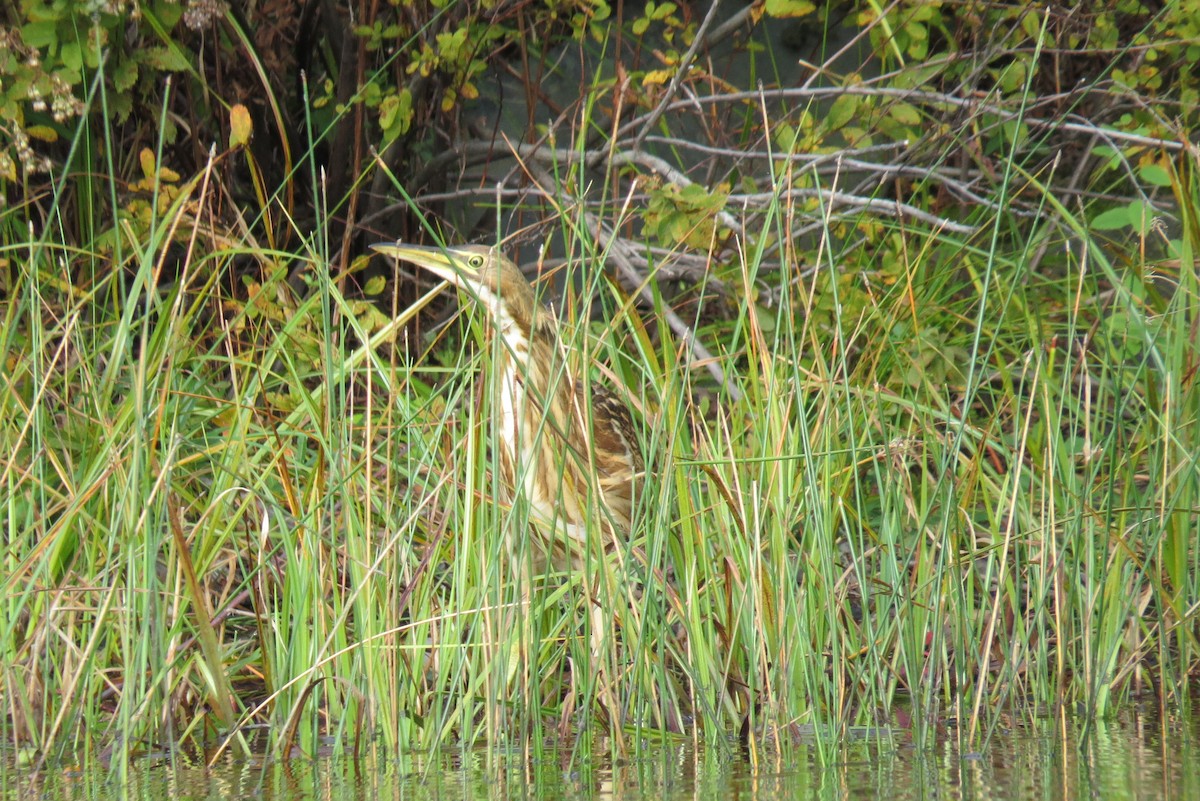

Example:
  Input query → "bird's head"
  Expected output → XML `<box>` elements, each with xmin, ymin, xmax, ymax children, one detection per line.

<box><xmin>372</xmin><ymin>241</ymin><xmax>542</xmax><ymax>342</ymax></box>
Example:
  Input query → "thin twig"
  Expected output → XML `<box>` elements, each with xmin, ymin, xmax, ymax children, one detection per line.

<box><xmin>615</xmin><ymin>85</ymin><xmax>1188</xmax><ymax>151</ymax></box>
<box><xmin>632</xmin><ymin>0</ymin><xmax>724</xmax><ymax>153</ymax></box>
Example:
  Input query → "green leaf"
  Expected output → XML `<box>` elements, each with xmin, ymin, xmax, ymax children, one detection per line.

<box><xmin>999</xmin><ymin>119</ymin><xmax>1028</xmax><ymax>147</ymax></box>
<box><xmin>1093</xmin><ymin>145</ymin><xmax>1122</xmax><ymax>170</ymax></box>
<box><xmin>20</xmin><ymin>21</ymin><xmax>57</xmax><ymax>49</ymax></box>
<box><xmin>139</xmin><ymin>47</ymin><xmax>191</xmax><ymax>72</ymax></box>
<box><xmin>996</xmin><ymin>59</ymin><xmax>1027</xmax><ymax>93</ymax></box>
<box><xmin>152</xmin><ymin>0</ymin><xmax>185</xmax><ymax>28</ymax></box>
<box><xmin>1125</xmin><ymin>200</ymin><xmax>1155</xmax><ymax>234</ymax></box>
<box><xmin>773</xmin><ymin>122</ymin><xmax>797</xmax><ymax>153</ymax></box>
<box><xmin>60</xmin><ymin>42</ymin><xmax>83</xmax><ymax>72</ymax></box>
<box><xmin>825</xmin><ymin>93</ymin><xmax>858</xmax><ymax>131</ymax></box>
<box><xmin>1091</xmin><ymin>206</ymin><xmax>1132</xmax><ymax>231</ymax></box>
<box><xmin>110</xmin><ymin>91</ymin><xmax>134</xmax><ymax>122</ymax></box>
<box><xmin>1092</xmin><ymin>200</ymin><xmax>1154</xmax><ymax>233</ymax></box>
<box><xmin>113</xmin><ymin>59</ymin><xmax>139</xmax><ymax>93</ymax></box>
<box><xmin>1139</xmin><ymin>163</ymin><xmax>1172</xmax><ymax>187</ymax></box>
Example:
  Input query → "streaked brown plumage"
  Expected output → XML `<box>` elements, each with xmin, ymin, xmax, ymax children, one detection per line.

<box><xmin>371</xmin><ymin>242</ymin><xmax>643</xmax><ymax>572</ymax></box>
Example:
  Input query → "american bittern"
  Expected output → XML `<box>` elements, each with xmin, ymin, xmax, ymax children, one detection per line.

<box><xmin>371</xmin><ymin>242</ymin><xmax>643</xmax><ymax>572</ymax></box>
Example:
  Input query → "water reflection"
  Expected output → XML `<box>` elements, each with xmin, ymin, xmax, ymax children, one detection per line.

<box><xmin>3</xmin><ymin>699</ymin><xmax>1196</xmax><ymax>800</ymax></box>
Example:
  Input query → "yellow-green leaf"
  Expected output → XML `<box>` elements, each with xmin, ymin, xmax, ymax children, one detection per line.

<box><xmin>379</xmin><ymin>89</ymin><xmax>413</xmax><ymax>141</ymax></box>
<box><xmin>229</xmin><ymin>103</ymin><xmax>253</xmax><ymax>148</ymax></box>
<box><xmin>888</xmin><ymin>102</ymin><xmax>921</xmax><ymax>126</ymax></box>
<box><xmin>764</xmin><ymin>0</ymin><xmax>815</xmax><ymax>18</ymax></box>
<box><xmin>139</xmin><ymin>148</ymin><xmax>157</xmax><ymax>179</ymax></box>
<box><xmin>26</xmin><ymin>125</ymin><xmax>59</xmax><ymax>143</ymax></box>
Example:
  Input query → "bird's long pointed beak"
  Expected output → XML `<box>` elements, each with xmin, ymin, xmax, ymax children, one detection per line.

<box><xmin>370</xmin><ymin>242</ymin><xmax>475</xmax><ymax>285</ymax></box>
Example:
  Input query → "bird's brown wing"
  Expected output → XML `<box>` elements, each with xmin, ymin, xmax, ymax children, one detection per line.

<box><xmin>585</xmin><ymin>383</ymin><xmax>644</xmax><ymax>534</ymax></box>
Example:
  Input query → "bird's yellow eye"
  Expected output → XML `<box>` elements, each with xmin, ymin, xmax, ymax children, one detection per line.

<box><xmin>468</xmin><ymin>255</ymin><xmax>485</xmax><ymax>269</ymax></box>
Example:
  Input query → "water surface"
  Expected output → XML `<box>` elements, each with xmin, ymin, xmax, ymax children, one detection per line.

<box><xmin>5</xmin><ymin>700</ymin><xmax>1196</xmax><ymax>800</ymax></box>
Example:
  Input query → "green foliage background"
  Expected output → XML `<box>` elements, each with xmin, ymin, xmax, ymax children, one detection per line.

<box><xmin>2</xmin><ymin>0</ymin><xmax>1199</xmax><ymax>770</ymax></box>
